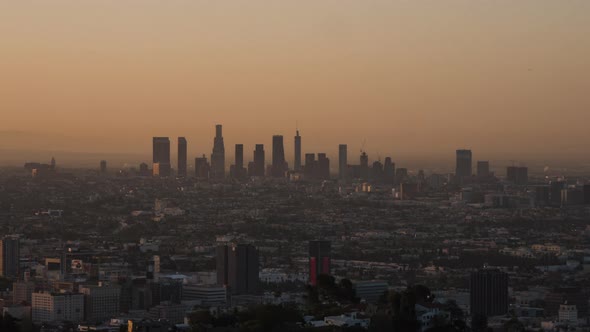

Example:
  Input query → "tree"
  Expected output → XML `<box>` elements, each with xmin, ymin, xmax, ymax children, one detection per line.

<box><xmin>503</xmin><ymin>318</ymin><xmax>525</xmax><ymax>332</ymax></box>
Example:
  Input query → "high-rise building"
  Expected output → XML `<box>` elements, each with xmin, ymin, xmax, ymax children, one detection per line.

<box><xmin>271</xmin><ymin>135</ymin><xmax>287</xmax><ymax>177</ymax></box>
<box><xmin>294</xmin><ymin>130</ymin><xmax>302</xmax><ymax>171</ymax></box>
<box><xmin>506</xmin><ymin>166</ymin><xmax>528</xmax><ymax>185</ymax></box>
<box><xmin>0</xmin><ymin>236</ymin><xmax>19</xmax><ymax>278</ymax></box>
<box><xmin>317</xmin><ymin>153</ymin><xmax>330</xmax><ymax>180</ymax></box>
<box><xmin>304</xmin><ymin>153</ymin><xmax>316</xmax><ymax>179</ymax></box>
<box><xmin>249</xmin><ymin>144</ymin><xmax>265</xmax><ymax>177</ymax></box>
<box><xmin>13</xmin><ymin>280</ymin><xmax>34</xmax><ymax>304</ymax></box>
<box><xmin>384</xmin><ymin>157</ymin><xmax>395</xmax><ymax>184</ymax></box>
<box><xmin>395</xmin><ymin>167</ymin><xmax>408</xmax><ymax>184</ymax></box>
<box><xmin>470</xmin><ymin>269</ymin><xmax>508</xmax><ymax>317</ymax></box>
<box><xmin>195</xmin><ymin>155</ymin><xmax>210</xmax><ymax>179</ymax></box>
<box><xmin>230</xmin><ymin>144</ymin><xmax>247</xmax><ymax>180</ymax></box>
<box><xmin>80</xmin><ymin>284</ymin><xmax>121</xmax><ymax>323</ymax></box>
<box><xmin>217</xmin><ymin>244</ymin><xmax>259</xmax><ymax>295</ymax></box>
<box><xmin>152</xmin><ymin>137</ymin><xmax>171</xmax><ymax>177</ymax></box>
<box><xmin>371</xmin><ymin>161</ymin><xmax>384</xmax><ymax>182</ymax></box>
<box><xmin>32</xmin><ymin>292</ymin><xmax>85</xmax><ymax>323</ymax></box>
<box><xmin>550</xmin><ymin>181</ymin><xmax>567</xmax><ymax>207</ymax></box>
<box><xmin>584</xmin><ymin>185</ymin><xmax>590</xmax><ymax>205</ymax></box>
<box><xmin>177</xmin><ymin>137</ymin><xmax>187</xmax><ymax>178</ymax></box>
<box><xmin>456</xmin><ymin>149</ymin><xmax>472</xmax><ymax>179</ymax></box>
<box><xmin>359</xmin><ymin>152</ymin><xmax>369</xmax><ymax>180</ymax></box>
<box><xmin>477</xmin><ymin>161</ymin><xmax>490</xmax><ymax>177</ymax></box>
<box><xmin>100</xmin><ymin>160</ymin><xmax>107</xmax><ymax>174</ymax></box>
<box><xmin>309</xmin><ymin>241</ymin><xmax>331</xmax><ymax>286</ymax></box>
<box><xmin>210</xmin><ymin>125</ymin><xmax>225</xmax><ymax>179</ymax></box>
<box><xmin>338</xmin><ymin>145</ymin><xmax>348</xmax><ymax>180</ymax></box>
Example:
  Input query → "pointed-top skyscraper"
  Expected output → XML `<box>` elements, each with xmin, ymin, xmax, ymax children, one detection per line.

<box><xmin>294</xmin><ymin>130</ymin><xmax>301</xmax><ymax>171</ymax></box>
<box><xmin>211</xmin><ymin>125</ymin><xmax>225</xmax><ymax>179</ymax></box>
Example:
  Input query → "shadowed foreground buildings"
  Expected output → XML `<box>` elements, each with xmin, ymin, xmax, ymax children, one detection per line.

<box><xmin>470</xmin><ymin>269</ymin><xmax>509</xmax><ymax>317</ymax></box>
<box><xmin>217</xmin><ymin>244</ymin><xmax>259</xmax><ymax>295</ymax></box>
<box><xmin>309</xmin><ymin>240</ymin><xmax>331</xmax><ymax>286</ymax></box>
<box><xmin>0</xmin><ymin>236</ymin><xmax>20</xmax><ymax>278</ymax></box>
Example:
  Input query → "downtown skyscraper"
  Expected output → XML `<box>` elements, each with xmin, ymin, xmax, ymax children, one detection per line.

<box><xmin>0</xmin><ymin>236</ymin><xmax>19</xmax><ymax>278</ymax></box>
<box><xmin>271</xmin><ymin>135</ymin><xmax>287</xmax><ymax>177</ymax></box>
<box><xmin>338</xmin><ymin>144</ymin><xmax>347</xmax><ymax>180</ymax></box>
<box><xmin>217</xmin><ymin>244</ymin><xmax>259</xmax><ymax>295</ymax></box>
<box><xmin>455</xmin><ymin>149</ymin><xmax>473</xmax><ymax>178</ymax></box>
<box><xmin>177</xmin><ymin>137</ymin><xmax>187</xmax><ymax>177</ymax></box>
<box><xmin>294</xmin><ymin>130</ymin><xmax>302</xmax><ymax>171</ymax></box>
<box><xmin>152</xmin><ymin>137</ymin><xmax>171</xmax><ymax>177</ymax></box>
<box><xmin>248</xmin><ymin>144</ymin><xmax>265</xmax><ymax>177</ymax></box>
<box><xmin>210</xmin><ymin>125</ymin><xmax>225</xmax><ymax>179</ymax></box>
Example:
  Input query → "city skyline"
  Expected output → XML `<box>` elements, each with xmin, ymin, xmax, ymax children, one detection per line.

<box><xmin>2</xmin><ymin>1</ymin><xmax>590</xmax><ymax>165</ymax></box>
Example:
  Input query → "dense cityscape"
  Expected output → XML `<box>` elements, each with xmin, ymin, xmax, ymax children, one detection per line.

<box><xmin>0</xmin><ymin>124</ymin><xmax>589</xmax><ymax>332</ymax></box>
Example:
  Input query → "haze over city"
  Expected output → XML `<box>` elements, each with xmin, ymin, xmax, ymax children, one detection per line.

<box><xmin>2</xmin><ymin>1</ymin><xmax>590</xmax><ymax>169</ymax></box>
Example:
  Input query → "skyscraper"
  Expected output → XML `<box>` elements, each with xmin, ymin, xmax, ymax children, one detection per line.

<box><xmin>210</xmin><ymin>125</ymin><xmax>225</xmax><ymax>179</ymax></box>
<box><xmin>456</xmin><ymin>149</ymin><xmax>472</xmax><ymax>178</ymax></box>
<box><xmin>338</xmin><ymin>144</ymin><xmax>348</xmax><ymax>180</ymax></box>
<box><xmin>506</xmin><ymin>166</ymin><xmax>528</xmax><ymax>185</ymax></box>
<box><xmin>294</xmin><ymin>130</ymin><xmax>302</xmax><ymax>171</ymax></box>
<box><xmin>195</xmin><ymin>155</ymin><xmax>210</xmax><ymax>179</ymax></box>
<box><xmin>304</xmin><ymin>153</ymin><xmax>316</xmax><ymax>179</ymax></box>
<box><xmin>470</xmin><ymin>269</ymin><xmax>508</xmax><ymax>317</ymax></box>
<box><xmin>0</xmin><ymin>236</ymin><xmax>20</xmax><ymax>278</ymax></box>
<box><xmin>152</xmin><ymin>137</ymin><xmax>171</xmax><ymax>177</ymax></box>
<box><xmin>359</xmin><ymin>152</ymin><xmax>369</xmax><ymax>180</ymax></box>
<box><xmin>230</xmin><ymin>144</ymin><xmax>246</xmax><ymax>180</ymax></box>
<box><xmin>271</xmin><ymin>135</ymin><xmax>287</xmax><ymax>177</ymax></box>
<box><xmin>309</xmin><ymin>241</ymin><xmax>331</xmax><ymax>286</ymax></box>
<box><xmin>100</xmin><ymin>160</ymin><xmax>107</xmax><ymax>174</ymax></box>
<box><xmin>317</xmin><ymin>153</ymin><xmax>330</xmax><ymax>180</ymax></box>
<box><xmin>477</xmin><ymin>161</ymin><xmax>490</xmax><ymax>177</ymax></box>
<box><xmin>177</xmin><ymin>137</ymin><xmax>187</xmax><ymax>178</ymax></box>
<box><xmin>217</xmin><ymin>244</ymin><xmax>259</xmax><ymax>295</ymax></box>
<box><xmin>384</xmin><ymin>157</ymin><xmax>395</xmax><ymax>184</ymax></box>
<box><xmin>249</xmin><ymin>144</ymin><xmax>265</xmax><ymax>177</ymax></box>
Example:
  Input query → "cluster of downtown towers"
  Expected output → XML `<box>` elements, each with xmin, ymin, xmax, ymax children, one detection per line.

<box><xmin>151</xmin><ymin>124</ymin><xmax>395</xmax><ymax>181</ymax></box>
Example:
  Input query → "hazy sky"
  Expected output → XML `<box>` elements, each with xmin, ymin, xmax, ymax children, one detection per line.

<box><xmin>1</xmin><ymin>1</ymin><xmax>589</xmax><ymax>167</ymax></box>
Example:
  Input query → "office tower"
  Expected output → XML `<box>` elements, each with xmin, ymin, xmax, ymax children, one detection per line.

<box><xmin>139</xmin><ymin>163</ymin><xmax>150</xmax><ymax>176</ymax></box>
<box><xmin>506</xmin><ymin>166</ymin><xmax>528</xmax><ymax>185</ymax></box>
<box><xmin>470</xmin><ymin>269</ymin><xmax>509</xmax><ymax>317</ymax></box>
<box><xmin>359</xmin><ymin>152</ymin><xmax>369</xmax><ymax>179</ymax></box>
<box><xmin>338</xmin><ymin>144</ymin><xmax>348</xmax><ymax>180</ymax></box>
<box><xmin>177</xmin><ymin>137</ymin><xmax>187</xmax><ymax>177</ymax></box>
<box><xmin>50</xmin><ymin>157</ymin><xmax>56</xmax><ymax>170</ymax></box>
<box><xmin>217</xmin><ymin>244</ymin><xmax>259</xmax><ymax>295</ymax></box>
<box><xmin>304</xmin><ymin>153</ymin><xmax>316</xmax><ymax>179</ymax></box>
<box><xmin>216</xmin><ymin>246</ymin><xmax>229</xmax><ymax>286</ymax></box>
<box><xmin>544</xmin><ymin>287</ymin><xmax>588</xmax><ymax>318</ymax></box>
<box><xmin>100</xmin><ymin>160</ymin><xmax>107</xmax><ymax>174</ymax></box>
<box><xmin>80</xmin><ymin>284</ymin><xmax>121</xmax><ymax>323</ymax></box>
<box><xmin>249</xmin><ymin>144</ymin><xmax>265</xmax><ymax>177</ymax></box>
<box><xmin>584</xmin><ymin>185</ymin><xmax>590</xmax><ymax>205</ymax></box>
<box><xmin>309</xmin><ymin>241</ymin><xmax>331</xmax><ymax>286</ymax></box>
<box><xmin>195</xmin><ymin>155</ymin><xmax>210</xmax><ymax>179</ymax></box>
<box><xmin>371</xmin><ymin>161</ymin><xmax>384</xmax><ymax>182</ymax></box>
<box><xmin>317</xmin><ymin>153</ymin><xmax>330</xmax><ymax>180</ymax></box>
<box><xmin>477</xmin><ymin>161</ymin><xmax>490</xmax><ymax>177</ymax></box>
<box><xmin>455</xmin><ymin>149</ymin><xmax>472</xmax><ymax>178</ymax></box>
<box><xmin>183</xmin><ymin>284</ymin><xmax>227</xmax><ymax>306</ymax></box>
<box><xmin>271</xmin><ymin>135</ymin><xmax>287</xmax><ymax>177</ymax></box>
<box><xmin>395</xmin><ymin>167</ymin><xmax>408</xmax><ymax>184</ymax></box>
<box><xmin>0</xmin><ymin>236</ymin><xmax>19</xmax><ymax>278</ymax></box>
<box><xmin>152</xmin><ymin>137</ymin><xmax>171</xmax><ymax>177</ymax></box>
<box><xmin>230</xmin><ymin>144</ymin><xmax>246</xmax><ymax>179</ymax></box>
<box><xmin>32</xmin><ymin>292</ymin><xmax>84</xmax><ymax>323</ymax></box>
<box><xmin>294</xmin><ymin>130</ymin><xmax>302</xmax><ymax>171</ymax></box>
<box><xmin>384</xmin><ymin>157</ymin><xmax>395</xmax><ymax>184</ymax></box>
<box><xmin>550</xmin><ymin>181</ymin><xmax>567</xmax><ymax>207</ymax></box>
<box><xmin>210</xmin><ymin>124</ymin><xmax>225</xmax><ymax>179</ymax></box>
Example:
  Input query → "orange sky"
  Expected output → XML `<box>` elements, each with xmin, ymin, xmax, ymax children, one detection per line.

<box><xmin>1</xmin><ymin>1</ymin><xmax>589</xmax><ymax>167</ymax></box>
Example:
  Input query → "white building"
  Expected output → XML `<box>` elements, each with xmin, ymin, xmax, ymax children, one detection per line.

<box><xmin>32</xmin><ymin>292</ymin><xmax>84</xmax><ymax>323</ymax></box>
<box><xmin>558</xmin><ymin>303</ymin><xmax>578</xmax><ymax>325</ymax></box>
